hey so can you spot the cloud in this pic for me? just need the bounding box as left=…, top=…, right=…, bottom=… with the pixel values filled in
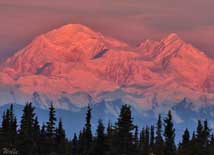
left=180, top=26, right=214, bottom=56
left=0, top=0, right=213, bottom=62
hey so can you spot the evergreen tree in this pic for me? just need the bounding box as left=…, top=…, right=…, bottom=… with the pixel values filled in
left=71, top=134, right=78, bottom=155
left=91, top=120, right=106, bottom=155
left=18, top=102, right=36, bottom=155
left=46, top=103, right=57, bottom=138
left=154, top=114, right=164, bottom=155
left=202, top=120, right=210, bottom=146
left=145, top=127, right=150, bottom=152
left=105, top=121, right=114, bottom=155
left=139, top=127, right=150, bottom=155
left=8, top=104, right=17, bottom=145
left=178, top=128, right=190, bottom=155
left=150, top=125, right=155, bottom=154
left=194, top=120, right=205, bottom=155
left=40, top=123, right=46, bottom=137
left=11, top=117, right=17, bottom=143
left=111, top=104, right=135, bottom=155
left=0, top=105, right=17, bottom=152
left=39, top=123, right=48, bottom=154
left=189, top=131, right=199, bottom=155
left=133, top=126, right=139, bottom=153
left=33, top=116, right=40, bottom=154
left=56, top=118, right=66, bottom=154
left=33, top=117, right=40, bottom=138
left=196, top=120, right=204, bottom=142
left=77, top=130, right=85, bottom=155
left=164, top=111, right=176, bottom=155
left=139, top=128, right=145, bottom=154
left=46, top=103, right=57, bottom=154
left=196, top=120, right=210, bottom=155
left=82, top=105, right=93, bottom=155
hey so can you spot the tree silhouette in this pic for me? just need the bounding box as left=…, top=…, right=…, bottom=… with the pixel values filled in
left=91, top=119, right=106, bottom=155
left=71, top=133, right=78, bottom=155
left=56, top=118, right=66, bottom=154
left=46, top=103, right=57, bottom=138
left=111, top=104, right=135, bottom=155
left=0, top=102, right=213, bottom=155
left=18, top=102, right=36, bottom=155
left=0, top=104, right=17, bottom=151
left=178, top=128, right=190, bottom=155
left=154, top=114, right=164, bottom=155
left=164, top=111, right=176, bottom=155
left=82, top=105, right=93, bottom=154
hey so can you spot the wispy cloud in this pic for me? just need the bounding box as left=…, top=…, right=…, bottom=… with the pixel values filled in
left=0, top=0, right=213, bottom=62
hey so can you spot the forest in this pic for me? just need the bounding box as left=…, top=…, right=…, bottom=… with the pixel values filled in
left=0, top=103, right=214, bottom=155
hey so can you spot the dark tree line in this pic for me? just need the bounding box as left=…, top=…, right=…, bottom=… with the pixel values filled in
left=0, top=103, right=214, bottom=155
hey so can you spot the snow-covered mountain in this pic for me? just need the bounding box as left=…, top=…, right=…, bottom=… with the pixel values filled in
left=0, top=24, right=214, bottom=111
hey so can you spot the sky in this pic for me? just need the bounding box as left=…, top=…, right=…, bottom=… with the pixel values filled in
left=0, top=0, right=214, bottom=62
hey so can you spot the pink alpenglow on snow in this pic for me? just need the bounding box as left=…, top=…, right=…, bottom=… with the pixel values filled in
left=0, top=24, right=214, bottom=109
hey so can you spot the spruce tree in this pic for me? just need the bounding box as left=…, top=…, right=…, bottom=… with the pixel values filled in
left=71, top=134, right=78, bottom=155
left=154, top=114, right=164, bottom=155
left=8, top=104, right=17, bottom=145
left=195, top=120, right=204, bottom=155
left=196, top=120, right=203, bottom=142
left=46, top=103, right=57, bottom=138
left=77, top=130, right=84, bottom=155
left=164, top=111, right=176, bottom=155
left=111, top=104, right=135, bottom=155
left=56, top=118, right=66, bottom=154
left=139, top=127, right=150, bottom=155
left=18, top=102, right=36, bottom=155
left=178, top=128, right=190, bottom=155
left=189, top=131, right=199, bottom=155
left=33, top=117, right=40, bottom=138
left=150, top=125, right=155, bottom=154
left=139, top=128, right=145, bottom=154
left=33, top=116, right=40, bottom=154
left=40, top=123, right=46, bottom=137
left=91, top=119, right=106, bottom=155
left=106, top=121, right=114, bottom=155
left=201, top=120, right=210, bottom=154
left=83, top=105, right=93, bottom=154
left=0, top=105, right=17, bottom=151
left=133, top=126, right=139, bottom=153
left=39, top=123, right=47, bottom=154
left=46, top=103, right=57, bottom=154
left=202, top=120, right=210, bottom=146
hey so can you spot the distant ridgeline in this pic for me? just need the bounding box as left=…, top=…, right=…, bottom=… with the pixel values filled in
left=0, top=103, right=214, bottom=155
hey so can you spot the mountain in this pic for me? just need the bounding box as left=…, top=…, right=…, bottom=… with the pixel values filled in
left=0, top=24, right=214, bottom=112
left=138, top=33, right=212, bottom=90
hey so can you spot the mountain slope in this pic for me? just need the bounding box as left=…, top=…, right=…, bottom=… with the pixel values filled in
left=0, top=24, right=214, bottom=110
left=138, top=33, right=210, bottom=90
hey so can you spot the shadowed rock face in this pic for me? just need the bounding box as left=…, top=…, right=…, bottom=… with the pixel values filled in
left=0, top=24, right=214, bottom=110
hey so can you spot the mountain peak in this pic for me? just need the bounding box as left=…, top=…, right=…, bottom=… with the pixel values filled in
left=161, top=33, right=183, bottom=45
left=137, top=33, right=185, bottom=59
left=49, top=24, right=96, bottom=35
left=166, top=33, right=180, bottom=39
left=2, top=23, right=129, bottom=75
left=43, top=23, right=99, bottom=42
